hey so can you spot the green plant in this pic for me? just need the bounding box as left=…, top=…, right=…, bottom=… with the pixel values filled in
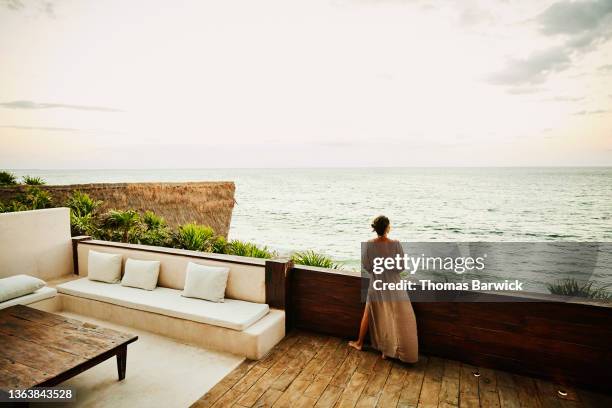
left=209, top=236, right=229, bottom=254
left=173, top=223, right=215, bottom=251
left=228, top=240, right=275, bottom=259
left=291, top=250, right=342, bottom=269
left=138, top=227, right=171, bottom=246
left=5, top=200, right=29, bottom=212
left=138, top=211, right=171, bottom=246
left=66, top=191, right=102, bottom=216
left=142, top=210, right=165, bottom=230
left=0, top=171, right=18, bottom=185
left=16, top=186, right=53, bottom=210
left=65, top=191, right=103, bottom=236
left=72, top=213, right=100, bottom=236
left=547, top=279, right=611, bottom=301
left=103, top=209, right=141, bottom=243
left=22, top=175, right=45, bottom=185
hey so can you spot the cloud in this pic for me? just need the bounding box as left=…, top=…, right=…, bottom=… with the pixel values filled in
left=537, top=0, right=612, bottom=36
left=0, top=125, right=124, bottom=135
left=488, top=0, right=612, bottom=87
left=0, top=100, right=122, bottom=112
left=505, top=86, right=547, bottom=95
left=599, top=64, right=612, bottom=71
left=543, top=95, right=585, bottom=102
left=0, top=125, right=78, bottom=132
left=572, top=109, right=610, bottom=115
left=0, top=0, right=56, bottom=16
left=1, top=0, right=24, bottom=10
left=488, top=46, right=571, bottom=85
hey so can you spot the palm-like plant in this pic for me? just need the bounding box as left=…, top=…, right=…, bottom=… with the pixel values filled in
left=5, top=200, right=29, bottom=212
left=173, top=223, right=215, bottom=251
left=291, top=250, right=342, bottom=269
left=22, top=175, right=45, bottom=185
left=17, top=186, right=53, bottom=210
left=66, top=191, right=103, bottom=236
left=71, top=213, right=99, bottom=236
left=142, top=211, right=165, bottom=229
left=103, top=209, right=141, bottom=243
left=0, top=171, right=18, bottom=185
left=547, top=279, right=611, bottom=301
left=209, top=236, right=229, bottom=254
left=138, top=211, right=171, bottom=246
left=66, top=191, right=102, bottom=216
left=228, top=240, right=275, bottom=259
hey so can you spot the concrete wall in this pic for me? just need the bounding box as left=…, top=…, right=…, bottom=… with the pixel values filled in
left=0, top=182, right=235, bottom=237
left=0, top=207, right=73, bottom=281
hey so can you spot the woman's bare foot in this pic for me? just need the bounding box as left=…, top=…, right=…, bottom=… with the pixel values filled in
left=348, top=341, right=362, bottom=351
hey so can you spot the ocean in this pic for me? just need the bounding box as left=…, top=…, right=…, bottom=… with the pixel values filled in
left=7, top=167, right=612, bottom=291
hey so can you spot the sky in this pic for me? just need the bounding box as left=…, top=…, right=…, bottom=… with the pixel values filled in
left=0, top=0, right=611, bottom=168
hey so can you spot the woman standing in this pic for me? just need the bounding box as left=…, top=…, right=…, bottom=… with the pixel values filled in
left=349, top=215, right=419, bottom=363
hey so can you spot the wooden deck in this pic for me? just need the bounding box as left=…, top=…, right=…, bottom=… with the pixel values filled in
left=191, top=331, right=610, bottom=408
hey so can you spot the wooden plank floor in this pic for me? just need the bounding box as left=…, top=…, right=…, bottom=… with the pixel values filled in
left=191, top=331, right=611, bottom=408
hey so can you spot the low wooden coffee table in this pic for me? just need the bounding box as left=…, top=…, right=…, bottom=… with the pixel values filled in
left=0, top=305, right=138, bottom=392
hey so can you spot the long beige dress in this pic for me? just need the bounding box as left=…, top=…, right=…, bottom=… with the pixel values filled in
left=363, top=239, right=419, bottom=363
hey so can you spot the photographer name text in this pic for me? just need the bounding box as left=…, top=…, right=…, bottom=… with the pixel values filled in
left=372, top=279, right=524, bottom=291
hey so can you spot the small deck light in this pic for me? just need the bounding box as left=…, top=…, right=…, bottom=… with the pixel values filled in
left=472, top=370, right=481, bottom=377
left=557, top=390, right=568, bottom=397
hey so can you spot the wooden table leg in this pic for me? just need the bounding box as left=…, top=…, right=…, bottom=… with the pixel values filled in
left=116, top=345, right=127, bottom=380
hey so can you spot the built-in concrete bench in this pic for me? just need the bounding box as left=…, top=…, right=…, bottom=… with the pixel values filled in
left=56, top=241, right=285, bottom=360
left=0, top=287, right=57, bottom=310
left=57, top=278, right=270, bottom=331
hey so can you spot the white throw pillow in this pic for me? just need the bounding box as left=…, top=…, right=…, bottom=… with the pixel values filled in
left=87, top=250, right=122, bottom=283
left=121, top=258, right=161, bottom=291
left=182, top=262, right=230, bottom=303
left=0, top=275, right=46, bottom=302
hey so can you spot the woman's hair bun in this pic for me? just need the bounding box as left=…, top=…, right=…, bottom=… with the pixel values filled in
left=371, top=215, right=390, bottom=236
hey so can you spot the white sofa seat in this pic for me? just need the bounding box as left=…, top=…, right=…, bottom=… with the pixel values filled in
left=0, top=287, right=57, bottom=310
left=57, top=278, right=269, bottom=331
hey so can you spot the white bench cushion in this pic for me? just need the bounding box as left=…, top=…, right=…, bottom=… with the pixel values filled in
left=0, top=274, right=46, bottom=302
left=0, top=287, right=57, bottom=310
left=57, top=278, right=269, bottom=331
